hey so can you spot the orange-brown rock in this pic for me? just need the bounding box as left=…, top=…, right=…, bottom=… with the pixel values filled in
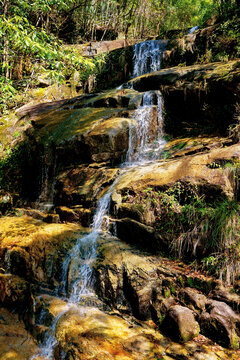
left=114, top=143, right=240, bottom=198
left=0, top=308, right=40, bottom=359
left=0, top=216, right=82, bottom=286
left=55, top=164, right=119, bottom=206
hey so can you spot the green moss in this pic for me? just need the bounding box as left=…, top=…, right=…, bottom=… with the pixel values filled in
left=230, top=330, right=240, bottom=350
left=164, top=288, right=171, bottom=298
left=34, top=107, right=123, bottom=146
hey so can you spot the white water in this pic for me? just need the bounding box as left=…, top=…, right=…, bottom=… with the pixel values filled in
left=37, top=151, right=57, bottom=212
left=133, top=40, right=167, bottom=78
left=127, top=90, right=166, bottom=163
left=32, top=40, right=167, bottom=360
left=188, top=26, right=199, bottom=34
left=65, top=191, right=112, bottom=303
left=32, top=191, right=113, bottom=359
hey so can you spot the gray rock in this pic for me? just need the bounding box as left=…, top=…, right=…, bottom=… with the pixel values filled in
left=179, top=287, right=207, bottom=311
left=162, top=304, right=200, bottom=342
left=200, top=300, right=240, bottom=349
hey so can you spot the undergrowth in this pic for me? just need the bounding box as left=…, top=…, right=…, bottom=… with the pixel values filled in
left=122, top=178, right=240, bottom=284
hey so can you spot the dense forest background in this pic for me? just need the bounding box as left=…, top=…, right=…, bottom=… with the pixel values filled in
left=0, top=0, right=239, bottom=113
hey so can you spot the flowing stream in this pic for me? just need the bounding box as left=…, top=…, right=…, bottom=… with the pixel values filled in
left=32, top=40, right=167, bottom=360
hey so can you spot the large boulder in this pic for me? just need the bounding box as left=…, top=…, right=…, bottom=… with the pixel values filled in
left=33, top=298, right=235, bottom=360
left=55, top=205, right=91, bottom=226
left=54, top=305, right=162, bottom=360
left=55, top=164, right=119, bottom=207
left=85, top=117, right=133, bottom=163
left=124, top=60, right=240, bottom=136
left=200, top=300, right=240, bottom=349
left=111, top=143, right=240, bottom=259
left=0, top=216, right=81, bottom=287
left=94, top=237, right=213, bottom=322
left=179, top=287, right=207, bottom=312
left=114, top=144, right=240, bottom=197
left=162, top=305, right=200, bottom=342
left=114, top=218, right=164, bottom=252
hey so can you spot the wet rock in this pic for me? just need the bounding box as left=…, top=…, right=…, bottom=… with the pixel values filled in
left=85, top=117, right=133, bottom=163
left=129, top=60, right=239, bottom=91
left=54, top=305, right=163, bottom=360
left=31, top=324, right=49, bottom=343
left=123, top=60, right=240, bottom=137
left=162, top=305, right=200, bottom=342
left=16, top=208, right=60, bottom=223
left=0, top=216, right=81, bottom=286
left=55, top=206, right=91, bottom=226
left=33, top=294, right=67, bottom=327
left=200, top=300, right=240, bottom=349
left=54, top=303, right=240, bottom=359
left=115, top=218, right=166, bottom=252
left=55, top=165, right=119, bottom=206
left=0, top=308, right=40, bottom=359
left=84, top=89, right=141, bottom=108
left=94, top=237, right=159, bottom=316
left=115, top=144, right=240, bottom=198
left=31, top=292, right=240, bottom=360
left=111, top=144, right=240, bottom=258
left=95, top=237, right=213, bottom=325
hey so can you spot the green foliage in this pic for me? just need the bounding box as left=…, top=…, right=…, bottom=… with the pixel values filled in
left=122, top=179, right=240, bottom=284
left=0, top=76, right=17, bottom=112
left=157, top=0, right=216, bottom=36
left=211, top=17, right=240, bottom=62
left=0, top=9, right=97, bottom=113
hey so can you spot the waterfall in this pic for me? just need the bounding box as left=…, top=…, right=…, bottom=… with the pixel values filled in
left=33, top=40, right=167, bottom=360
left=133, top=40, right=167, bottom=78
left=188, top=26, right=199, bottom=34
left=32, top=191, right=113, bottom=360
left=37, top=148, right=57, bottom=212
left=64, top=191, right=112, bottom=303
left=127, top=90, right=166, bottom=163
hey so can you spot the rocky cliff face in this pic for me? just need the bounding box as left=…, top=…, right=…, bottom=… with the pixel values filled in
left=0, top=34, right=240, bottom=359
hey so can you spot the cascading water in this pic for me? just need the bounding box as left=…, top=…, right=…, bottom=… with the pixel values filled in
left=32, top=40, right=167, bottom=360
left=63, top=191, right=112, bottom=303
left=127, top=90, right=166, bottom=163
left=133, top=40, right=167, bottom=78
left=37, top=149, right=57, bottom=212
left=32, top=191, right=113, bottom=360
left=188, top=26, right=199, bottom=34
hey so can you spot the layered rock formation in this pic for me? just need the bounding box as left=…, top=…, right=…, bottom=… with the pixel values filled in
left=0, top=34, right=240, bottom=359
